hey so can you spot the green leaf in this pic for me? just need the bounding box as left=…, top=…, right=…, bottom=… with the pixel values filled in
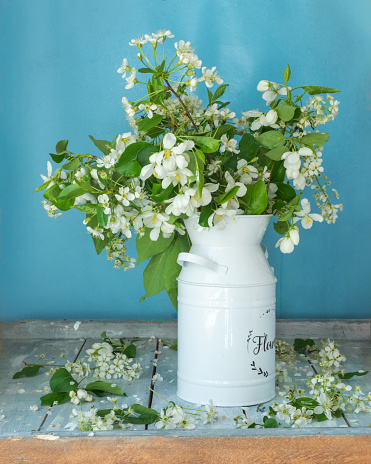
left=199, top=203, right=213, bottom=228
left=123, top=344, right=136, bottom=359
left=314, top=413, right=328, bottom=422
left=273, top=220, right=289, bottom=235
left=40, top=392, right=70, bottom=406
left=301, top=132, right=329, bottom=148
left=270, top=161, right=286, bottom=183
left=137, top=144, right=160, bottom=167
left=333, top=409, right=343, bottom=418
left=136, top=231, right=174, bottom=265
left=284, top=64, right=291, bottom=84
left=275, top=182, right=297, bottom=202
left=115, top=141, right=148, bottom=177
left=276, top=105, right=295, bottom=122
left=207, top=88, right=213, bottom=105
left=151, top=183, right=173, bottom=203
left=142, top=242, right=175, bottom=298
left=184, top=136, right=221, bottom=153
left=162, top=339, right=178, bottom=350
left=89, top=135, right=111, bottom=156
left=137, top=67, right=155, bottom=74
left=146, top=126, right=166, bottom=139
left=56, top=140, right=69, bottom=153
left=13, top=365, right=42, bottom=379
left=294, top=397, right=319, bottom=408
left=163, top=233, right=191, bottom=309
left=257, top=130, right=285, bottom=149
left=50, top=368, right=78, bottom=393
left=50, top=152, right=67, bottom=163
left=217, top=186, right=240, bottom=205
left=263, top=418, right=279, bottom=428
left=212, top=84, right=229, bottom=102
left=131, top=404, right=159, bottom=416
left=195, top=148, right=205, bottom=163
left=338, top=371, right=369, bottom=380
left=300, top=85, right=340, bottom=96
left=85, top=381, right=124, bottom=395
left=34, top=179, right=52, bottom=193
left=97, top=205, right=108, bottom=227
left=57, top=184, right=86, bottom=201
left=265, top=146, right=288, bottom=161
left=196, top=167, right=204, bottom=201
left=149, top=76, right=166, bottom=104
left=124, top=414, right=159, bottom=425
left=92, top=233, right=109, bottom=255
left=73, top=204, right=98, bottom=214
left=137, top=114, right=163, bottom=133
left=43, top=184, right=74, bottom=211
left=213, top=124, right=234, bottom=140
left=63, top=158, right=80, bottom=171
left=240, top=180, right=268, bottom=215
left=238, top=134, right=260, bottom=162
left=293, top=338, right=316, bottom=354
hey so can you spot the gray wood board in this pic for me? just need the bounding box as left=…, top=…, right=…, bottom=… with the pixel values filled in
left=2, top=320, right=370, bottom=340
left=318, top=340, right=371, bottom=428
left=242, top=339, right=347, bottom=428
left=41, top=338, right=157, bottom=434
left=0, top=338, right=84, bottom=437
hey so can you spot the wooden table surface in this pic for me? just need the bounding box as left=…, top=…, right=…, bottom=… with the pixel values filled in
left=0, top=319, right=370, bottom=463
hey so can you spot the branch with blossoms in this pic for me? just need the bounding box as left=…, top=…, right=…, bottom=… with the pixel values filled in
left=35, top=29, right=342, bottom=308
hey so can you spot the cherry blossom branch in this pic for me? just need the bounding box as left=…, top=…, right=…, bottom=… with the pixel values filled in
left=163, top=78, right=199, bottom=133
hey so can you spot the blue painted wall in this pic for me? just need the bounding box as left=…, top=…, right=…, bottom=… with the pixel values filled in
left=1, top=0, right=370, bottom=322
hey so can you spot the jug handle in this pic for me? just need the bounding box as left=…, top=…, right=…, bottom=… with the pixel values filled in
left=177, top=253, right=228, bottom=275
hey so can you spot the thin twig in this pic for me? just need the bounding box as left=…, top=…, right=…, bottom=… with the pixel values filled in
left=164, top=78, right=199, bottom=133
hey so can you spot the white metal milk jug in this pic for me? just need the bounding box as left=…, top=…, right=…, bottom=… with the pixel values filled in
left=177, top=215, right=276, bottom=406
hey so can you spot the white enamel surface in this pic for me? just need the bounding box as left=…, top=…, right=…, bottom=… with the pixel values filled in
left=178, top=215, right=276, bottom=286
left=177, top=215, right=276, bottom=406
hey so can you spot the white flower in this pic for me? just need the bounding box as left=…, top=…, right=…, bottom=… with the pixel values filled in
left=225, top=171, right=247, bottom=197
left=201, top=400, right=218, bottom=424
left=282, top=151, right=301, bottom=179
left=294, top=199, right=323, bottom=229
left=275, top=226, right=300, bottom=253
left=125, top=69, right=137, bottom=89
left=30, top=405, right=39, bottom=412
left=220, top=135, right=239, bottom=154
left=115, top=187, right=135, bottom=206
left=165, top=188, right=196, bottom=217
left=129, top=36, right=147, bottom=47
left=199, top=66, right=223, bottom=88
left=117, top=58, right=131, bottom=77
left=237, top=159, right=259, bottom=184
left=152, top=373, right=163, bottom=382
left=250, top=109, right=279, bottom=130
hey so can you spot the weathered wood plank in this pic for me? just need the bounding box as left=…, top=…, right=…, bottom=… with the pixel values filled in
left=1, top=435, right=371, bottom=464
left=242, top=339, right=348, bottom=428
left=1, top=320, right=178, bottom=340
left=149, top=340, right=243, bottom=430
left=0, top=338, right=84, bottom=437
left=2, top=320, right=370, bottom=340
left=41, top=338, right=156, bottom=434
left=329, top=340, right=371, bottom=428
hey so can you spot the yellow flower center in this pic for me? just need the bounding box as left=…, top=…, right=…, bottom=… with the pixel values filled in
left=123, top=138, right=129, bottom=143
left=175, top=174, right=181, bottom=181
left=164, top=150, right=171, bottom=159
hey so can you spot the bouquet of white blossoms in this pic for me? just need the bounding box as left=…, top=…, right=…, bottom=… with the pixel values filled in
left=36, top=30, right=342, bottom=308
